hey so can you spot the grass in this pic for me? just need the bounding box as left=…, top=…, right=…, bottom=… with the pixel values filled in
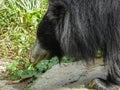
left=0, top=0, right=49, bottom=80
left=0, top=0, right=48, bottom=60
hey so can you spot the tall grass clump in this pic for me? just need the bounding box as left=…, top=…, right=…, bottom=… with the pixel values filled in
left=0, top=0, right=48, bottom=60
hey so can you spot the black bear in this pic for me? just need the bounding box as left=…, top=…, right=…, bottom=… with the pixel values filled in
left=29, top=0, right=120, bottom=90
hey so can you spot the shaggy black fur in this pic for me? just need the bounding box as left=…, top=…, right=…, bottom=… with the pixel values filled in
left=37, top=0, right=120, bottom=89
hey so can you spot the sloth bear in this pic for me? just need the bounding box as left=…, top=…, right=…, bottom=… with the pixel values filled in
left=29, top=0, right=120, bottom=90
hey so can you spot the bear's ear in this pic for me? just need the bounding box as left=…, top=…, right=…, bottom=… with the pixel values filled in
left=48, top=0, right=67, bottom=19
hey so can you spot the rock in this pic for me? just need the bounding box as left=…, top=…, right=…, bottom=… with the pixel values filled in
left=30, top=58, right=106, bottom=90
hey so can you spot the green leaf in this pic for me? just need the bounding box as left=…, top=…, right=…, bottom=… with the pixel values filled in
left=6, top=61, right=19, bottom=71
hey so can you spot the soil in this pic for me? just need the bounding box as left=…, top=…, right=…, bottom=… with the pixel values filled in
left=0, top=59, right=28, bottom=90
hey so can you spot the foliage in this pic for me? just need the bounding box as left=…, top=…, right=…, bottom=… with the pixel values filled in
left=0, top=0, right=49, bottom=80
left=0, top=0, right=48, bottom=60
left=6, top=57, right=58, bottom=80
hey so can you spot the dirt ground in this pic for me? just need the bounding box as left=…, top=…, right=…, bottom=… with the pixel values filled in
left=0, top=58, right=28, bottom=90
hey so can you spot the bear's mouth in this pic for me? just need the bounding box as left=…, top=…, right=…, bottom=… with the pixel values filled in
left=28, top=50, right=50, bottom=64
left=27, top=39, right=50, bottom=64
